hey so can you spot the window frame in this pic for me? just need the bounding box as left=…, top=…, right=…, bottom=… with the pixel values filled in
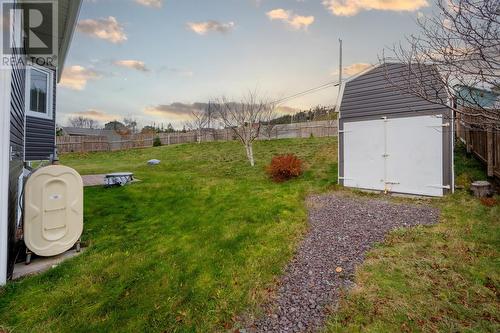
left=25, top=63, right=54, bottom=120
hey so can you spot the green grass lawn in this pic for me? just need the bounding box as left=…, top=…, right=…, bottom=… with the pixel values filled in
left=0, top=138, right=338, bottom=332
left=324, top=145, right=500, bottom=332
left=1, top=137, right=498, bottom=333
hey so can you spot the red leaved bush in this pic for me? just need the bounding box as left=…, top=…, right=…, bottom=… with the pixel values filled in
left=266, top=154, right=303, bottom=182
left=480, top=197, right=498, bottom=207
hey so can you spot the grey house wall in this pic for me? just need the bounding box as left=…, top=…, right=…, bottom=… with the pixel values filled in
left=338, top=63, right=453, bottom=194
left=7, top=51, right=25, bottom=279
left=25, top=67, right=57, bottom=161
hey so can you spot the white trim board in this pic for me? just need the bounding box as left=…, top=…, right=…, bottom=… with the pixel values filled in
left=25, top=63, right=55, bottom=121
left=0, top=66, right=12, bottom=286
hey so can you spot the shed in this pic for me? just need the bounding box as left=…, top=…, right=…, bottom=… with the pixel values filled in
left=338, top=63, right=454, bottom=197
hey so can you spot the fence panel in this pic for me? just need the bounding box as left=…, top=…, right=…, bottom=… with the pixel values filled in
left=457, top=119, right=500, bottom=178
left=56, top=136, right=109, bottom=153
left=56, top=120, right=338, bottom=154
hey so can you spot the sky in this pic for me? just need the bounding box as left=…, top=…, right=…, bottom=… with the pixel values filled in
left=58, top=0, right=435, bottom=129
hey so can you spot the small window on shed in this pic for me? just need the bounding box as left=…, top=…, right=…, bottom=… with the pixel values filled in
left=26, top=65, right=53, bottom=119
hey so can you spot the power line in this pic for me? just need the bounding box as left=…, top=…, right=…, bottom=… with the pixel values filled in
left=273, top=81, right=341, bottom=105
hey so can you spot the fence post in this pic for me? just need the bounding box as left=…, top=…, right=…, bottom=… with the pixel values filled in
left=487, top=125, right=494, bottom=177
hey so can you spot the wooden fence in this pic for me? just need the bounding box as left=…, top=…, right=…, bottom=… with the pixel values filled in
left=456, top=117, right=500, bottom=178
left=57, top=120, right=338, bottom=154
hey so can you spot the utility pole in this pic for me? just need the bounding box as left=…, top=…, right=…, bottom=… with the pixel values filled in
left=334, top=38, right=343, bottom=116
left=338, top=39, right=343, bottom=88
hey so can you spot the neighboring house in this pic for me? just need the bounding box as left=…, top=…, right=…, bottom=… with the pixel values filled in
left=59, top=127, right=122, bottom=151
left=0, top=0, right=82, bottom=284
left=338, top=63, right=454, bottom=197
left=454, top=85, right=500, bottom=110
left=454, top=85, right=500, bottom=178
left=61, top=127, right=121, bottom=140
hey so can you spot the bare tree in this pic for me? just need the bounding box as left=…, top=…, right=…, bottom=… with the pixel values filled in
left=185, top=109, right=208, bottom=143
left=67, top=116, right=99, bottom=129
left=261, top=104, right=278, bottom=140
left=383, top=0, right=499, bottom=129
left=211, top=91, right=274, bottom=166
left=123, top=118, right=138, bottom=134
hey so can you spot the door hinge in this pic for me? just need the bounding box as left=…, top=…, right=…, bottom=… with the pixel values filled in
left=338, top=130, right=352, bottom=134
left=339, top=177, right=354, bottom=180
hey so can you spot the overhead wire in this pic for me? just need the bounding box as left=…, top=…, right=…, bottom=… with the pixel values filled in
left=273, top=80, right=341, bottom=105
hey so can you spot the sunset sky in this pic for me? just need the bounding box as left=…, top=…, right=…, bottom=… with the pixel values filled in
left=58, top=0, right=434, bottom=128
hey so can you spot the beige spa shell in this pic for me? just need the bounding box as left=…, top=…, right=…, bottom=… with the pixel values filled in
left=24, top=165, right=83, bottom=256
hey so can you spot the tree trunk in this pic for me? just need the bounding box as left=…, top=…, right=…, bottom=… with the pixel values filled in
left=245, top=142, right=255, bottom=167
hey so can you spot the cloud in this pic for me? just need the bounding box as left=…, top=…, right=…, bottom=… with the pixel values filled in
left=186, top=20, right=235, bottom=35
left=276, top=105, right=301, bottom=114
left=77, top=16, right=127, bottom=43
left=343, top=62, right=372, bottom=75
left=144, top=103, right=208, bottom=120
left=135, top=0, right=163, bottom=8
left=68, top=109, right=119, bottom=122
left=332, top=63, right=373, bottom=76
left=114, top=60, right=150, bottom=72
left=322, top=0, right=429, bottom=16
left=60, top=65, right=102, bottom=90
left=266, top=8, right=315, bottom=30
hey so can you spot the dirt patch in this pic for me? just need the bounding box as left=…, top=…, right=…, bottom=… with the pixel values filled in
left=243, top=193, right=440, bottom=332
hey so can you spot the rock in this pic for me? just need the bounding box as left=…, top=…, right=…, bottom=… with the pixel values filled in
left=147, top=159, right=161, bottom=165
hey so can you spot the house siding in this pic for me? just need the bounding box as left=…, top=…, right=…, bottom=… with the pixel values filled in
left=7, top=46, right=25, bottom=278
left=25, top=67, right=57, bottom=161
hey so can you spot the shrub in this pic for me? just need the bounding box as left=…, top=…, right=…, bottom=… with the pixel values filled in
left=153, top=136, right=162, bottom=147
left=266, top=154, right=303, bottom=182
left=480, top=197, right=498, bottom=207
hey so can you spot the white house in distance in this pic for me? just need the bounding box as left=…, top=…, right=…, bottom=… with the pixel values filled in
left=0, top=0, right=82, bottom=285
left=338, top=63, right=454, bottom=197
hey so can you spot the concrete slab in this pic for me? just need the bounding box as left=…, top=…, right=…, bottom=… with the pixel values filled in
left=12, top=249, right=85, bottom=280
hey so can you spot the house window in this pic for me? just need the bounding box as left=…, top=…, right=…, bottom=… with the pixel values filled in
left=26, top=65, right=53, bottom=119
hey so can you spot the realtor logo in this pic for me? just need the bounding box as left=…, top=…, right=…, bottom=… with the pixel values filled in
left=2, top=1, right=58, bottom=66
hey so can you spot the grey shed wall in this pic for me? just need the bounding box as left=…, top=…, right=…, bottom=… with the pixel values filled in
left=338, top=63, right=453, bottom=195
left=25, top=67, right=57, bottom=161
left=339, top=63, right=448, bottom=119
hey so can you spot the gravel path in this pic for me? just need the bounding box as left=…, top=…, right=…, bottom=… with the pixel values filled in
left=244, top=193, right=440, bottom=333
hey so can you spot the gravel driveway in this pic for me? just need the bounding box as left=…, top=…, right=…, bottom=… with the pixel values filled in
left=244, top=193, right=440, bottom=333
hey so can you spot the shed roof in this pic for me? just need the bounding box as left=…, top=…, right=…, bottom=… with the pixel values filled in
left=339, top=63, right=449, bottom=119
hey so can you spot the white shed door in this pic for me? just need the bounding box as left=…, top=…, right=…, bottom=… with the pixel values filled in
left=343, top=115, right=444, bottom=197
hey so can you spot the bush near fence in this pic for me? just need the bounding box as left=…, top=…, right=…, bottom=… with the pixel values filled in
left=57, top=120, right=338, bottom=154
